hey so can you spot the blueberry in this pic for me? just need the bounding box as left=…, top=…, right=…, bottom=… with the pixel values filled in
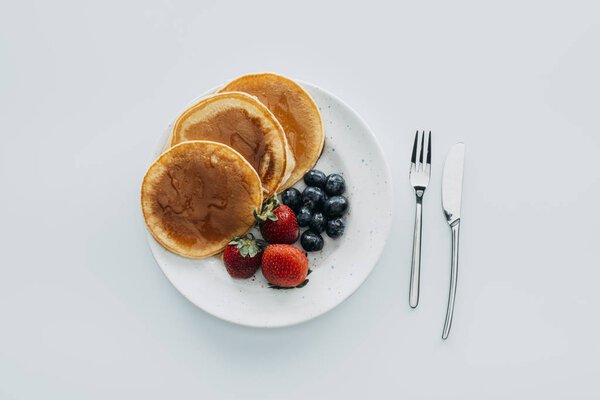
left=304, top=169, right=327, bottom=188
left=301, top=230, right=324, bottom=252
left=309, top=212, right=327, bottom=233
left=281, top=188, right=302, bottom=212
left=326, top=218, right=345, bottom=238
left=296, top=206, right=313, bottom=227
left=302, top=186, right=326, bottom=210
left=324, top=174, right=346, bottom=196
left=323, top=195, right=349, bottom=218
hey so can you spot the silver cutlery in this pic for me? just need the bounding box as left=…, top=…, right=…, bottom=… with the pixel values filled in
left=409, top=130, right=431, bottom=308
left=441, top=143, right=465, bottom=340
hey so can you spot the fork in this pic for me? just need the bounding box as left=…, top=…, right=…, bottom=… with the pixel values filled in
left=409, top=130, right=431, bottom=308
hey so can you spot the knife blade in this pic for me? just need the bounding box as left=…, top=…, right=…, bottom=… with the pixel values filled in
left=442, top=143, right=465, bottom=226
left=441, top=143, right=465, bottom=340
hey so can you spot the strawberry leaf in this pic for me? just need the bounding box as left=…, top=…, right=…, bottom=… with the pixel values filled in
left=254, top=196, right=280, bottom=223
left=229, top=233, right=263, bottom=259
left=295, top=279, right=309, bottom=288
left=248, top=246, right=258, bottom=258
left=268, top=279, right=309, bottom=290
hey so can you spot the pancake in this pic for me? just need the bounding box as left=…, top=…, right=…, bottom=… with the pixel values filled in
left=218, top=73, right=324, bottom=190
left=169, top=92, right=295, bottom=197
left=141, top=141, right=263, bottom=259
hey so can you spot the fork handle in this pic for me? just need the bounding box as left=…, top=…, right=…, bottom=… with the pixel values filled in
left=409, top=193, right=424, bottom=308
left=442, top=221, right=460, bottom=340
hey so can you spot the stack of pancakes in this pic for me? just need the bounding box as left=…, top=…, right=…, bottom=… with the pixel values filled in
left=142, top=73, right=324, bottom=258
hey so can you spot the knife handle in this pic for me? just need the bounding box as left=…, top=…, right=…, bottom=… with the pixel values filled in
left=442, top=221, right=460, bottom=340
left=409, top=194, right=423, bottom=308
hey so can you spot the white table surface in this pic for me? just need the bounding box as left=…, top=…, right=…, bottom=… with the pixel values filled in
left=2, top=1, right=599, bottom=399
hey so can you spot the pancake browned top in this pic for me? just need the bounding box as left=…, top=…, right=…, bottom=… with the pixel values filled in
left=141, top=141, right=263, bottom=258
left=219, top=73, right=324, bottom=190
left=169, top=92, right=294, bottom=197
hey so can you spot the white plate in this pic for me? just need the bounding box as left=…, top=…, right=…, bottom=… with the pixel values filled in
left=146, top=81, right=392, bottom=327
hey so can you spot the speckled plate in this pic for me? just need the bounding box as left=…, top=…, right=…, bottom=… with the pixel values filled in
left=146, top=81, right=392, bottom=328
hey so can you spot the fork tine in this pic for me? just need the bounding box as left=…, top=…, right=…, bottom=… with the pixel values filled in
left=419, top=130, right=425, bottom=166
left=426, top=131, right=432, bottom=165
left=411, top=130, right=418, bottom=165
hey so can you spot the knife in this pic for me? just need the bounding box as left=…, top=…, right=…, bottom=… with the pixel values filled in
left=441, top=143, right=465, bottom=340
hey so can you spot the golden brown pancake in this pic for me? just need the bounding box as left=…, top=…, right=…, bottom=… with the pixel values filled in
left=141, top=141, right=263, bottom=259
left=219, top=73, right=324, bottom=190
left=169, top=92, right=295, bottom=197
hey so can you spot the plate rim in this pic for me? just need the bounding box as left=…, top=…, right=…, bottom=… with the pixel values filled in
left=145, top=79, right=393, bottom=328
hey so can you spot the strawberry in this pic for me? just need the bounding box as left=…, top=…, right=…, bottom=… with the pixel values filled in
left=223, top=234, right=266, bottom=279
left=261, top=244, right=309, bottom=288
left=255, top=197, right=299, bottom=244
